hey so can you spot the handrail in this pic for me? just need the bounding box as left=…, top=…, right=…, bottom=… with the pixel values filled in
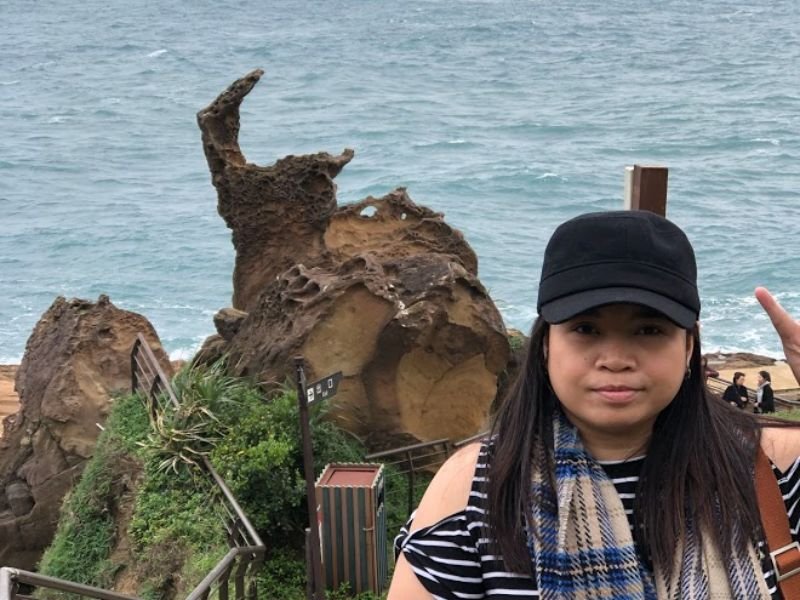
left=363, top=431, right=491, bottom=518
left=130, top=334, right=265, bottom=600
left=0, top=568, right=139, bottom=600
left=366, top=438, right=450, bottom=518
left=452, top=431, right=488, bottom=448
left=365, top=438, right=450, bottom=459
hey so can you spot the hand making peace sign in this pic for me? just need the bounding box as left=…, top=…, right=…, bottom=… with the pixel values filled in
left=756, top=287, right=800, bottom=386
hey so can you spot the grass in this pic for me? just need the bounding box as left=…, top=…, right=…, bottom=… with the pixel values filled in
left=37, top=393, right=148, bottom=589
left=777, top=408, right=800, bottom=421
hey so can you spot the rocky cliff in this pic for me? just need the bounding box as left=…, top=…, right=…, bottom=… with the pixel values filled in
left=0, top=295, right=171, bottom=570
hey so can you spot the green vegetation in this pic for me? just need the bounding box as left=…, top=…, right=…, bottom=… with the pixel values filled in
left=38, top=364, right=400, bottom=599
left=38, top=392, right=150, bottom=588
left=210, top=384, right=363, bottom=547
left=778, top=408, right=800, bottom=421
left=508, top=333, right=526, bottom=352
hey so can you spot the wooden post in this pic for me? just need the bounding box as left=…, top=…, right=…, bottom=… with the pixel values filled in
left=624, top=165, right=668, bottom=216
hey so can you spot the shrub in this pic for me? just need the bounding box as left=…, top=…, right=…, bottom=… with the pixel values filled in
left=138, top=361, right=258, bottom=473
left=210, top=387, right=365, bottom=548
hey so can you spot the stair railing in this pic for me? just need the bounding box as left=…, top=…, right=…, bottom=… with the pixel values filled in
left=130, top=334, right=265, bottom=600
left=0, top=567, right=139, bottom=600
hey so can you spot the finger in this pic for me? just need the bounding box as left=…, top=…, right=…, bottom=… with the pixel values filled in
left=755, top=287, right=797, bottom=337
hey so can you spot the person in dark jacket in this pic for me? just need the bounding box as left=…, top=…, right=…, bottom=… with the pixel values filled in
left=756, top=370, right=775, bottom=414
left=722, top=372, right=749, bottom=408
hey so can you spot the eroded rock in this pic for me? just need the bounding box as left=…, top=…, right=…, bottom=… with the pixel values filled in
left=214, top=307, right=248, bottom=341
left=0, top=295, right=171, bottom=569
left=6, top=482, right=33, bottom=517
left=199, top=71, right=510, bottom=447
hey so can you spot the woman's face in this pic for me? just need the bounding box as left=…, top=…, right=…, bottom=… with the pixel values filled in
left=736, top=374, right=746, bottom=385
left=757, top=373, right=764, bottom=386
left=545, top=303, right=693, bottom=455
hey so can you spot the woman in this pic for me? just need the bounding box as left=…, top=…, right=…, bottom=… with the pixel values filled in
left=389, top=210, right=800, bottom=599
left=757, top=370, right=775, bottom=414
left=723, top=371, right=750, bottom=409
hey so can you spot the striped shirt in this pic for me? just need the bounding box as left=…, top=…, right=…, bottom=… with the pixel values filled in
left=394, top=443, right=800, bottom=599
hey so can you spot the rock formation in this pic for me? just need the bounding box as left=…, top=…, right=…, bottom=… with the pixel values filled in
left=197, top=70, right=510, bottom=447
left=0, top=295, right=171, bottom=570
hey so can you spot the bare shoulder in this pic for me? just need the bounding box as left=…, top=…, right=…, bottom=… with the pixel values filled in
left=761, top=426, right=800, bottom=472
left=410, top=441, right=483, bottom=531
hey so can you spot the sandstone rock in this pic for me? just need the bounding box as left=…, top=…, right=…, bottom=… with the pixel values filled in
left=198, top=69, right=353, bottom=313
left=0, top=295, right=171, bottom=569
left=213, top=307, right=248, bottom=341
left=199, top=71, right=510, bottom=448
left=6, top=482, right=34, bottom=517
left=194, top=334, right=228, bottom=367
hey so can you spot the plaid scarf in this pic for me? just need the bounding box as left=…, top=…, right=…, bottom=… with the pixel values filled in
left=527, top=411, right=770, bottom=599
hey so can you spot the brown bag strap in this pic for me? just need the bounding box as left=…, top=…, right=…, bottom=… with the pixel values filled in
left=755, top=446, right=800, bottom=597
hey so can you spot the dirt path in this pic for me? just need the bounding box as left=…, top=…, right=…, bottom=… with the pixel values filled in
left=0, top=365, right=20, bottom=427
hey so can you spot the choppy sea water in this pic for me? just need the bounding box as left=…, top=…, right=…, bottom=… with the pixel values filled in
left=1, top=0, right=799, bottom=363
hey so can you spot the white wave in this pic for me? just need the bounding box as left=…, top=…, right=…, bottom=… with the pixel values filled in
left=536, top=172, right=562, bottom=180
left=47, top=115, right=69, bottom=124
left=752, top=137, right=780, bottom=146
left=0, top=80, right=19, bottom=86
left=447, top=139, right=466, bottom=144
left=704, top=343, right=785, bottom=360
left=169, top=345, right=202, bottom=362
left=147, top=49, right=168, bottom=58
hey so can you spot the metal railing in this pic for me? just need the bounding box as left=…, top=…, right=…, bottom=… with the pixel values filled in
left=365, top=432, right=489, bottom=524
left=0, top=568, right=139, bottom=600
left=706, top=375, right=800, bottom=409
left=130, top=334, right=265, bottom=600
left=366, top=438, right=450, bottom=519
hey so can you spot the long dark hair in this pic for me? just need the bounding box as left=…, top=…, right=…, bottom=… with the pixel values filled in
left=486, top=317, right=767, bottom=576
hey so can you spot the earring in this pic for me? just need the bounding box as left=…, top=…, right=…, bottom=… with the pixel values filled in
left=685, top=365, right=692, bottom=380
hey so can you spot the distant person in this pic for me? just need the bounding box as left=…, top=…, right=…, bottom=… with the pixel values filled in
left=722, top=371, right=749, bottom=409
left=756, top=370, right=775, bottom=414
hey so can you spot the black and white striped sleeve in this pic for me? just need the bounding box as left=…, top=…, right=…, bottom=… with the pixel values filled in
left=394, top=511, right=485, bottom=600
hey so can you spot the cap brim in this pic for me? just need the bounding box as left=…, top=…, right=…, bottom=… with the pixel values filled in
left=539, top=287, right=697, bottom=329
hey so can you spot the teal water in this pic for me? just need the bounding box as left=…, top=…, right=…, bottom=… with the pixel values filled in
left=1, top=0, right=799, bottom=362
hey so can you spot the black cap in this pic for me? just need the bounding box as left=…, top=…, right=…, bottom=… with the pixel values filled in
left=537, top=211, right=700, bottom=328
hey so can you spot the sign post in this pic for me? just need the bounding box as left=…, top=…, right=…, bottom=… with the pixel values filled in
left=295, top=358, right=325, bottom=600
left=294, top=358, right=343, bottom=600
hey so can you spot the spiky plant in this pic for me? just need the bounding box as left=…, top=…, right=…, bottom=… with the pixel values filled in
left=139, top=360, right=257, bottom=473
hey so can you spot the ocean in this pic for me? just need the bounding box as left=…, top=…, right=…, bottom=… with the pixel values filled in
left=1, top=0, right=799, bottom=363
